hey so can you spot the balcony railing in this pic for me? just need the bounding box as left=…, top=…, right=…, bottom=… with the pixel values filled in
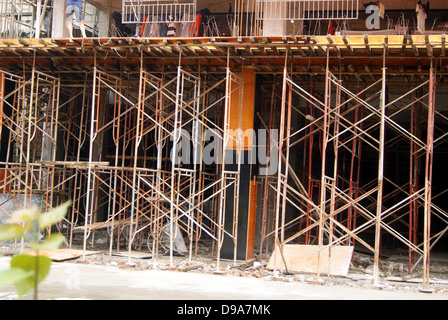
left=122, top=0, right=197, bottom=23
left=257, top=0, right=359, bottom=21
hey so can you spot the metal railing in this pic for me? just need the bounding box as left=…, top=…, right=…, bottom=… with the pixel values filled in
left=257, top=0, right=359, bottom=21
left=122, top=0, right=197, bottom=23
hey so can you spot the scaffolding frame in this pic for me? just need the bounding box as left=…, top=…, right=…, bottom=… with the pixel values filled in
left=0, top=67, right=62, bottom=213
left=0, top=58, right=245, bottom=267
left=0, top=0, right=52, bottom=39
left=1, top=35, right=447, bottom=288
left=269, top=47, right=442, bottom=287
left=67, top=55, right=245, bottom=266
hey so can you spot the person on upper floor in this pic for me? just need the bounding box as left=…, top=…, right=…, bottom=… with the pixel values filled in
left=66, top=0, right=87, bottom=38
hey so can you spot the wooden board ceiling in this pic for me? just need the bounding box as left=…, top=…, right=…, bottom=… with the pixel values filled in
left=0, top=35, right=446, bottom=82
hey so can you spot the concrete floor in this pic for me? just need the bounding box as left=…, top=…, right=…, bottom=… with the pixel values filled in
left=1, top=254, right=447, bottom=301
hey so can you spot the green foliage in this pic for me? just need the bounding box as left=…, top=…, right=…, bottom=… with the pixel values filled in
left=38, top=201, right=71, bottom=232
left=0, top=268, right=33, bottom=289
left=0, top=225, right=28, bottom=241
left=30, top=234, right=65, bottom=251
left=10, top=255, right=52, bottom=297
left=0, top=201, right=71, bottom=299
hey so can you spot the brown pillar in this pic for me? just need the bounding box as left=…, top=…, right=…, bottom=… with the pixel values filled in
left=221, top=68, right=258, bottom=261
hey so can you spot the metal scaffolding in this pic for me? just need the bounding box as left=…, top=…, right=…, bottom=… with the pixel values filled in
left=0, top=49, right=245, bottom=267
left=265, top=46, right=444, bottom=287
left=0, top=0, right=52, bottom=39
left=0, top=68, right=61, bottom=212
left=0, top=34, right=447, bottom=287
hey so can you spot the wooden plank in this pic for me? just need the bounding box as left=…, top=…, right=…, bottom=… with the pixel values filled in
left=0, top=169, right=11, bottom=194
left=73, top=219, right=132, bottom=231
left=112, top=251, right=152, bottom=259
left=442, top=34, right=446, bottom=57
left=24, top=249, right=98, bottom=261
left=267, top=244, right=354, bottom=276
left=245, top=180, right=258, bottom=260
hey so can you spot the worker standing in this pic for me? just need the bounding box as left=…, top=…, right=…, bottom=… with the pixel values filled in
left=66, top=0, right=87, bottom=38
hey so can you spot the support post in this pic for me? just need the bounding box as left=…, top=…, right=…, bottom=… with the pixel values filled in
left=373, top=47, right=387, bottom=286
left=423, top=60, right=435, bottom=288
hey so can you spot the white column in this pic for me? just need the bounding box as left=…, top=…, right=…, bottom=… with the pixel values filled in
left=98, top=4, right=111, bottom=37
left=52, top=0, right=69, bottom=38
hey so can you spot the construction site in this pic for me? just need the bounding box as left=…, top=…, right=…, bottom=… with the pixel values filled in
left=1, top=0, right=448, bottom=295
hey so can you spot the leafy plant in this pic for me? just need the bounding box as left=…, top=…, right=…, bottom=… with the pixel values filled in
left=0, top=201, right=71, bottom=299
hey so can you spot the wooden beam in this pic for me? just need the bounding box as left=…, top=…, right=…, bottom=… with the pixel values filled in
left=342, top=35, right=354, bottom=55
left=408, top=36, right=420, bottom=57
left=425, top=35, right=432, bottom=56
left=442, top=34, right=446, bottom=57
left=364, top=35, right=372, bottom=56
left=401, top=35, right=407, bottom=56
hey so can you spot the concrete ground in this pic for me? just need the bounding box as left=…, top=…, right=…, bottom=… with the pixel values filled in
left=1, top=251, right=447, bottom=302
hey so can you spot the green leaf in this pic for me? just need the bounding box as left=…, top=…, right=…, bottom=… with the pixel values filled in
left=30, top=233, right=65, bottom=251
left=0, top=224, right=27, bottom=241
left=38, top=201, right=71, bottom=232
left=0, top=268, right=34, bottom=289
left=7, top=207, right=39, bottom=225
left=10, top=254, right=52, bottom=297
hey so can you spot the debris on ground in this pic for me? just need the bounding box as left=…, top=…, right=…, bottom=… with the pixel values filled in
left=2, top=241, right=448, bottom=296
